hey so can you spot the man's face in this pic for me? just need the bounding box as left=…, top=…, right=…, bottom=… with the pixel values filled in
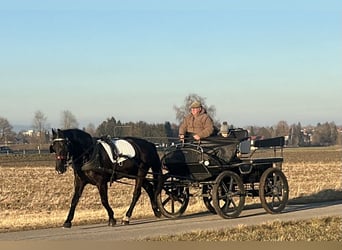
left=191, top=107, right=201, bottom=116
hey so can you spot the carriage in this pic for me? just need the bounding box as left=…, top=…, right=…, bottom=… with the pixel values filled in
left=156, top=129, right=289, bottom=219
left=50, top=128, right=289, bottom=227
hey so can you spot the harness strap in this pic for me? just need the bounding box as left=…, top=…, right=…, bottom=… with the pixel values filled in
left=80, top=140, right=157, bottom=186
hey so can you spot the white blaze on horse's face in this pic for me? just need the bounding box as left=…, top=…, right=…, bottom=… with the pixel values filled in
left=52, top=138, right=69, bottom=174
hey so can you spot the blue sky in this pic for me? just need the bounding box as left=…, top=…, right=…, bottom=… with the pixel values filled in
left=0, top=0, right=341, bottom=129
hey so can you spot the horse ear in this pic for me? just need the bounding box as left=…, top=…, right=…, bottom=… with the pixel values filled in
left=57, top=129, right=63, bottom=137
left=52, top=129, right=56, bottom=138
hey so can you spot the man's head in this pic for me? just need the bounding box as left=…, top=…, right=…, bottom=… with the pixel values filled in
left=220, top=121, right=229, bottom=137
left=190, top=101, right=201, bottom=109
left=190, top=101, right=202, bottom=116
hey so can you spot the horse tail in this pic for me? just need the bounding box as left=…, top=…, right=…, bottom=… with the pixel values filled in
left=149, top=142, right=162, bottom=191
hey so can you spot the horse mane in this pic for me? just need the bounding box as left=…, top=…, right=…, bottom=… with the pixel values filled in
left=59, top=128, right=91, bottom=139
left=58, top=128, right=95, bottom=165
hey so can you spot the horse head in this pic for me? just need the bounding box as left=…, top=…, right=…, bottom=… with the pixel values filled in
left=50, top=129, right=71, bottom=174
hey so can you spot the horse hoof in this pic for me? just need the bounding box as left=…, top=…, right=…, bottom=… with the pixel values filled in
left=153, top=208, right=162, bottom=218
left=63, top=222, right=72, bottom=228
left=121, top=219, right=130, bottom=225
left=108, top=218, right=117, bottom=227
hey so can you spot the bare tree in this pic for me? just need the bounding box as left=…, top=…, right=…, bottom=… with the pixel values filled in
left=33, top=110, right=48, bottom=144
left=312, top=122, right=338, bottom=146
left=0, top=116, right=14, bottom=144
left=61, top=110, right=79, bottom=129
left=84, top=122, right=96, bottom=136
left=274, top=120, right=289, bottom=137
left=173, top=93, right=217, bottom=124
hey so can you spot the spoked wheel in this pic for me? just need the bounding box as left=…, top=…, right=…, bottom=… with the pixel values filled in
left=202, top=184, right=216, bottom=214
left=259, top=167, right=289, bottom=214
left=212, top=171, right=245, bottom=219
left=156, top=175, right=190, bottom=218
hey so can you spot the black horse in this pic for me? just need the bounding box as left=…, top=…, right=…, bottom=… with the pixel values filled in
left=50, top=128, right=162, bottom=228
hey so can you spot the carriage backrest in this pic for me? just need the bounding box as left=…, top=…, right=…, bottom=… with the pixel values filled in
left=228, top=129, right=249, bottom=141
left=253, top=136, right=285, bottom=148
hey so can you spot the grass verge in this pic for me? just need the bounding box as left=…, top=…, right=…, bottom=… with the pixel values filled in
left=143, top=216, right=342, bottom=241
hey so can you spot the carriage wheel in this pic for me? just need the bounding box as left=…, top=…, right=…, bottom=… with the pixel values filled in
left=212, top=171, right=245, bottom=219
left=156, top=175, right=190, bottom=218
left=259, top=167, right=289, bottom=214
left=202, top=184, right=216, bottom=214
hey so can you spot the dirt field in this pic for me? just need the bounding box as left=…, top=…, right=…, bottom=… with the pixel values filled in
left=0, top=146, right=341, bottom=232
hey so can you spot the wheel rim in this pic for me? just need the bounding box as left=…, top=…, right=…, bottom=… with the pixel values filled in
left=156, top=176, right=189, bottom=218
left=213, top=171, right=245, bottom=218
left=260, top=168, right=289, bottom=213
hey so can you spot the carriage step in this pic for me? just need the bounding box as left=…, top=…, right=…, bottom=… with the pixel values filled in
left=239, top=164, right=253, bottom=174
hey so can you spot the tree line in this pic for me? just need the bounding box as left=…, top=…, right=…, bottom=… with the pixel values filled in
left=247, top=121, right=341, bottom=146
left=0, top=114, right=340, bottom=147
left=0, top=94, right=341, bottom=147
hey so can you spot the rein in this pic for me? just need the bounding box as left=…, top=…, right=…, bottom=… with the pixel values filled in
left=80, top=142, right=158, bottom=186
left=53, top=136, right=158, bottom=187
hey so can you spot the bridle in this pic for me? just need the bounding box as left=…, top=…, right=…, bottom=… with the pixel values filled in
left=52, top=137, right=71, bottom=173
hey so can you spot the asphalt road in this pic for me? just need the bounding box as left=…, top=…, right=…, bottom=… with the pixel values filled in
left=1, top=200, right=341, bottom=241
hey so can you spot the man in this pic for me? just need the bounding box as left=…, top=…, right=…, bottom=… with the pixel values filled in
left=179, top=101, right=214, bottom=141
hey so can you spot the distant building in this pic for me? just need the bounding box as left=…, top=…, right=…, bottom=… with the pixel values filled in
left=22, top=130, right=35, bottom=137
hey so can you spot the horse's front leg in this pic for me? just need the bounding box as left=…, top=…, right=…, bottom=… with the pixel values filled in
left=97, top=182, right=116, bottom=226
left=63, top=177, right=85, bottom=228
left=121, top=176, right=143, bottom=225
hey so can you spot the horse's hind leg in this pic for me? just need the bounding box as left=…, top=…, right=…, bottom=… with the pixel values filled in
left=142, top=179, right=161, bottom=218
left=97, top=182, right=116, bottom=226
left=121, top=176, right=144, bottom=225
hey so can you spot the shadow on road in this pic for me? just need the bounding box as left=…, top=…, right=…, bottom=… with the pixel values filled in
left=143, top=199, right=341, bottom=223
left=79, top=199, right=342, bottom=230
left=284, top=199, right=342, bottom=213
left=288, top=189, right=342, bottom=204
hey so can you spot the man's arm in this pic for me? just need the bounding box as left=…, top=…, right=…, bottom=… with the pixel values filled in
left=197, top=116, right=214, bottom=139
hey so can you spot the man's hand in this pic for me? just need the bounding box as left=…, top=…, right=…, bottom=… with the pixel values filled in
left=193, top=134, right=200, bottom=140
